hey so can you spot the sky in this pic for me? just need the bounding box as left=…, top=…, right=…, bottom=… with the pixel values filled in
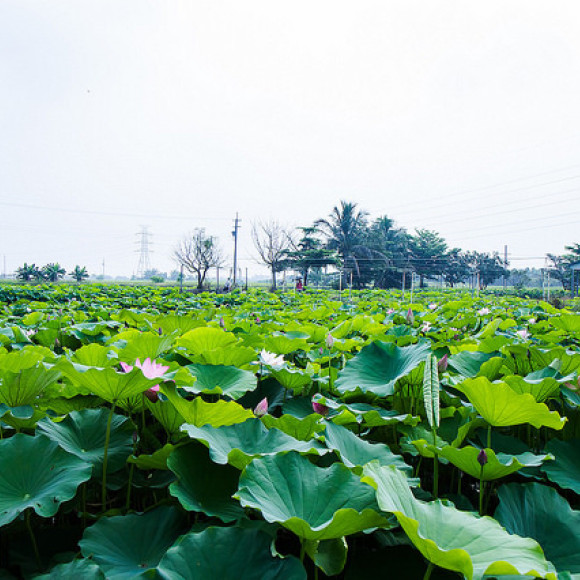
left=1, top=1, right=580, bottom=278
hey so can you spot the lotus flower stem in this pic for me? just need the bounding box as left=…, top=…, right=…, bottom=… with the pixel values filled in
left=479, top=466, right=485, bottom=516
left=26, top=509, right=41, bottom=568
left=101, top=403, right=116, bottom=509
left=299, top=540, right=305, bottom=564
left=423, top=561, right=435, bottom=580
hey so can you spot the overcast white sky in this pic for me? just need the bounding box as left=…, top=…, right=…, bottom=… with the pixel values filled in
left=1, top=1, right=580, bottom=278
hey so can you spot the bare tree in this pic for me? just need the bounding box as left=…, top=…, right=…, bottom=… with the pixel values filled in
left=174, top=229, right=224, bottom=289
left=252, top=220, right=293, bottom=291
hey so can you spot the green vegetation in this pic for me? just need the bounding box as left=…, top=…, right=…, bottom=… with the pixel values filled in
left=0, top=283, right=578, bottom=578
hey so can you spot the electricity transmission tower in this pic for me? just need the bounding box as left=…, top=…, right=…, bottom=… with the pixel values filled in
left=135, top=226, right=153, bottom=278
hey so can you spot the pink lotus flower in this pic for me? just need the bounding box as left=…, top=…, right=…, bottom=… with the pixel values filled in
left=312, top=401, right=329, bottom=417
left=406, top=308, right=414, bottom=324
left=428, top=303, right=437, bottom=310
left=386, top=308, right=395, bottom=315
left=120, top=358, right=169, bottom=403
left=254, top=397, right=268, bottom=417
left=421, top=322, right=431, bottom=333
left=477, top=308, right=490, bottom=316
left=516, top=329, right=530, bottom=340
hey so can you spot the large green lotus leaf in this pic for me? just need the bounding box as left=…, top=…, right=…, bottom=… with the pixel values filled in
left=271, top=367, right=312, bottom=392
left=167, top=441, right=244, bottom=522
left=540, top=439, right=580, bottom=495
left=61, top=366, right=160, bottom=403
left=264, top=334, right=309, bottom=355
left=455, top=377, right=566, bottom=430
left=182, top=419, right=324, bottom=469
left=429, top=445, right=551, bottom=481
left=448, top=351, right=495, bottom=378
left=305, top=538, right=348, bottom=577
left=495, top=483, right=580, bottom=575
left=162, top=383, right=253, bottom=427
left=313, top=395, right=419, bottom=427
left=335, top=341, right=430, bottom=396
left=145, top=397, right=184, bottom=436
left=153, top=314, right=205, bottom=335
left=128, top=444, right=175, bottom=470
left=261, top=413, right=325, bottom=441
left=37, top=409, right=134, bottom=477
left=182, top=363, right=256, bottom=399
left=0, top=434, right=92, bottom=527
left=0, top=348, right=47, bottom=372
left=551, top=315, right=580, bottom=333
left=0, top=365, right=61, bottom=407
left=117, top=333, right=174, bottom=363
left=157, top=525, right=306, bottom=580
left=80, top=506, right=186, bottom=580
left=362, top=463, right=556, bottom=580
left=177, top=327, right=238, bottom=352
left=323, top=422, right=412, bottom=475
left=194, top=345, right=258, bottom=367
left=70, top=344, right=116, bottom=367
left=503, top=375, right=561, bottom=403
left=235, top=452, right=390, bottom=541
left=32, top=559, right=104, bottom=579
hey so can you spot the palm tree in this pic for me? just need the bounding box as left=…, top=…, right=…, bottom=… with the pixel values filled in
left=42, top=263, right=66, bottom=283
left=15, top=263, right=40, bottom=282
left=69, top=265, right=89, bottom=283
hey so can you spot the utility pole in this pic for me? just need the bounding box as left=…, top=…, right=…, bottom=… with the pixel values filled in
left=232, top=213, right=241, bottom=287
left=245, top=268, right=248, bottom=291
left=503, top=245, right=508, bottom=291
left=102, top=258, right=105, bottom=279
left=135, top=226, right=153, bottom=278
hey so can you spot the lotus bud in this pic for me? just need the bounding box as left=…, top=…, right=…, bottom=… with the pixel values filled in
left=158, top=327, right=162, bottom=336
left=132, top=431, right=139, bottom=445
left=312, top=401, right=329, bottom=416
left=144, top=388, right=159, bottom=403
left=254, top=397, right=269, bottom=417
left=437, top=354, right=448, bottom=373
left=256, top=317, right=261, bottom=324
left=219, top=317, right=225, bottom=328
left=325, top=333, right=334, bottom=349
left=477, top=449, right=488, bottom=467
left=406, top=308, right=414, bottom=324
left=54, top=338, right=60, bottom=348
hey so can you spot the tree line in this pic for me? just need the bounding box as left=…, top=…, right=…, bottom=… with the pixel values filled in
left=15, top=264, right=89, bottom=283
left=176, top=201, right=511, bottom=290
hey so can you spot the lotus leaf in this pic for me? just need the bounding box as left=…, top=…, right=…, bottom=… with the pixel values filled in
left=182, top=419, right=324, bottom=469
left=455, top=377, right=566, bottom=429
left=157, top=525, right=306, bottom=580
left=495, top=482, right=580, bottom=575
left=79, top=506, right=185, bottom=580
left=362, top=463, right=556, bottom=580
left=162, top=382, right=253, bottom=427
left=32, top=559, right=104, bottom=579
left=177, top=327, right=237, bottom=352
left=540, top=439, right=580, bottom=495
left=235, top=451, right=390, bottom=540
left=168, top=441, right=244, bottom=521
left=0, top=434, right=92, bottom=526
left=37, top=408, right=134, bottom=476
left=182, top=363, right=257, bottom=399
left=335, top=341, right=430, bottom=397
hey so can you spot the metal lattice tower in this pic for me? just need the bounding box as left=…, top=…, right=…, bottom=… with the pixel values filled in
left=135, top=226, right=153, bottom=278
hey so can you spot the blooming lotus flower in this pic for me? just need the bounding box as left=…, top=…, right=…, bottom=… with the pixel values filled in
left=529, top=318, right=536, bottom=325
left=428, top=303, right=437, bottom=310
left=477, top=308, right=490, bottom=316
left=477, top=449, right=488, bottom=467
left=325, top=333, right=335, bottom=349
left=516, top=329, right=530, bottom=340
left=120, top=358, right=169, bottom=403
left=312, top=401, right=329, bottom=416
left=406, top=308, right=414, bottom=324
left=255, top=317, right=261, bottom=324
left=259, top=350, right=285, bottom=369
left=254, top=397, right=268, bottom=417
left=386, top=308, right=395, bottom=315
left=421, top=322, right=431, bottom=333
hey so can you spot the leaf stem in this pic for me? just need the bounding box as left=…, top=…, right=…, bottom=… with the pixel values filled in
left=101, top=402, right=116, bottom=510
left=423, top=561, right=435, bottom=580
left=26, top=509, right=41, bottom=568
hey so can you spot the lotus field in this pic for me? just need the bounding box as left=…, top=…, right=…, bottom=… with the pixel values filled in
left=1, top=283, right=580, bottom=579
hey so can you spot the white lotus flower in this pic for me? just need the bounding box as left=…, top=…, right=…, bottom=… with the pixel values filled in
left=477, top=308, right=491, bottom=316
left=259, top=350, right=285, bottom=369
